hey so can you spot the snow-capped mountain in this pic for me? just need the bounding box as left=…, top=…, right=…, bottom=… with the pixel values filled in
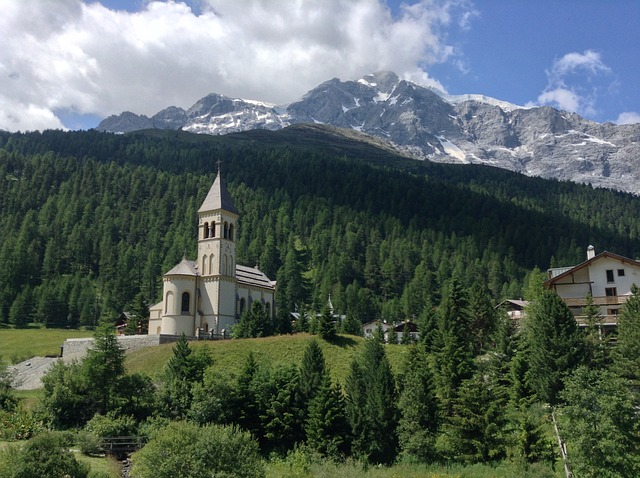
left=97, top=71, right=640, bottom=194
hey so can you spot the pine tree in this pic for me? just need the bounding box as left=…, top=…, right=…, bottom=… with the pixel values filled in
left=434, top=277, right=474, bottom=415
left=397, top=344, right=438, bottom=463
left=317, top=305, right=336, bottom=341
left=157, top=334, right=212, bottom=419
left=582, top=292, right=608, bottom=368
left=344, top=339, right=398, bottom=464
left=612, top=284, right=640, bottom=384
left=306, top=373, right=350, bottom=458
left=521, top=289, right=585, bottom=404
left=83, top=324, right=125, bottom=415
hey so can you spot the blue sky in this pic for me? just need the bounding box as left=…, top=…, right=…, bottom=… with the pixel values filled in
left=1, top=0, right=638, bottom=131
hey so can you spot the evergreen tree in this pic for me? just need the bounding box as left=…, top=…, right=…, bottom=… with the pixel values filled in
left=234, top=301, right=272, bottom=338
left=317, top=305, right=336, bottom=341
left=434, top=277, right=474, bottom=415
left=582, top=292, right=608, bottom=368
left=344, top=339, right=398, bottom=464
left=397, top=344, right=438, bottom=463
left=612, top=283, right=640, bottom=384
left=306, top=373, right=350, bottom=459
left=298, top=339, right=326, bottom=405
left=157, top=334, right=212, bottom=419
left=341, top=312, right=363, bottom=336
left=521, top=289, right=585, bottom=404
left=560, top=366, right=640, bottom=477
left=83, top=324, right=126, bottom=415
left=467, top=283, right=497, bottom=355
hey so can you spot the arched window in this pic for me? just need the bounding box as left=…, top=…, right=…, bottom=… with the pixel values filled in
left=210, top=221, right=216, bottom=238
left=204, top=222, right=209, bottom=239
left=181, top=292, right=190, bottom=314
left=229, top=224, right=235, bottom=241
left=224, top=222, right=229, bottom=239
left=239, top=297, right=246, bottom=315
left=202, top=255, right=207, bottom=275
left=222, top=254, right=227, bottom=275
left=165, top=291, right=174, bottom=314
left=209, top=255, right=215, bottom=275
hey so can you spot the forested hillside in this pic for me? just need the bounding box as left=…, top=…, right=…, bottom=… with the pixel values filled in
left=1, top=127, right=640, bottom=328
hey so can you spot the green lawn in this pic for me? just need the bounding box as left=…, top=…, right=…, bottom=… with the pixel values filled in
left=126, top=333, right=411, bottom=385
left=0, top=328, right=94, bottom=365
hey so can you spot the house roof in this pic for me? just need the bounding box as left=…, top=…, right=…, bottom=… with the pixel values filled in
left=495, top=299, right=528, bottom=310
left=165, top=257, right=199, bottom=276
left=198, top=172, right=238, bottom=215
left=236, top=265, right=276, bottom=290
left=545, top=250, right=640, bottom=286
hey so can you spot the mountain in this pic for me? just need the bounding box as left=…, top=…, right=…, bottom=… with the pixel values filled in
left=97, top=71, right=640, bottom=194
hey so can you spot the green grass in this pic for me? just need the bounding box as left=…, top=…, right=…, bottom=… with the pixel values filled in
left=126, top=333, right=411, bottom=385
left=0, top=328, right=94, bottom=365
left=76, top=452, right=122, bottom=477
left=265, top=459, right=562, bottom=478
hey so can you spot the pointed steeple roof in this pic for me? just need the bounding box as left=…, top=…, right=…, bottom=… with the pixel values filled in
left=198, top=168, right=238, bottom=215
left=165, top=256, right=199, bottom=276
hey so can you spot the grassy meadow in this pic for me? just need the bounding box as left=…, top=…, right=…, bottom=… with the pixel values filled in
left=0, top=328, right=94, bottom=365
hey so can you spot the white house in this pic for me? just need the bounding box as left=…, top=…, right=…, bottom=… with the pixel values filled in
left=148, top=168, right=276, bottom=337
left=545, top=245, right=640, bottom=328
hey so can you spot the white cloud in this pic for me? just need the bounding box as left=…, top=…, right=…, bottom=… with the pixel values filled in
left=0, top=0, right=472, bottom=131
left=615, top=111, right=640, bottom=125
left=533, top=50, right=612, bottom=119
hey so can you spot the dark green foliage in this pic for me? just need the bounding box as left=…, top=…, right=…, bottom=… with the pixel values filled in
left=559, top=366, right=640, bottom=477
left=582, top=292, right=609, bottom=368
left=83, top=325, right=125, bottom=415
left=434, top=277, right=474, bottom=415
left=345, top=339, right=398, bottom=465
left=234, top=301, right=272, bottom=338
left=438, top=367, right=506, bottom=464
left=7, top=431, right=90, bottom=478
left=612, top=283, right=640, bottom=383
left=505, top=403, right=555, bottom=465
left=317, top=306, right=336, bottom=341
left=131, top=421, right=264, bottom=478
left=305, top=373, right=350, bottom=458
left=397, top=345, right=438, bottom=463
left=467, top=283, right=498, bottom=354
left=0, top=363, right=17, bottom=412
left=298, top=340, right=326, bottom=405
left=157, top=334, right=212, bottom=419
left=520, top=289, right=585, bottom=404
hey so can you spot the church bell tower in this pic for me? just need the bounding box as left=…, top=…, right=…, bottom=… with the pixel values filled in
left=197, top=162, right=239, bottom=334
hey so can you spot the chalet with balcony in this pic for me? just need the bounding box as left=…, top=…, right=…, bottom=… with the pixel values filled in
left=544, top=246, right=640, bottom=331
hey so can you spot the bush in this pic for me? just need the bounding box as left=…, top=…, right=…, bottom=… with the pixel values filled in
left=85, top=412, right=138, bottom=438
left=0, top=409, right=45, bottom=440
left=77, top=430, right=104, bottom=456
left=7, top=431, right=90, bottom=478
left=131, top=421, right=264, bottom=478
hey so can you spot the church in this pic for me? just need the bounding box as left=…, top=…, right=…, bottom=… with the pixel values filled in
left=148, top=168, right=276, bottom=337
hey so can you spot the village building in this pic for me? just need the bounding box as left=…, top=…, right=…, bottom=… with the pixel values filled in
left=544, top=245, right=640, bottom=331
left=495, top=299, right=528, bottom=321
left=362, top=319, right=419, bottom=343
left=148, top=168, right=276, bottom=337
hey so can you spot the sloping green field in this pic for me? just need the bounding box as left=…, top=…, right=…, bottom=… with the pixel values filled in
left=126, top=333, right=413, bottom=385
left=0, top=328, right=94, bottom=364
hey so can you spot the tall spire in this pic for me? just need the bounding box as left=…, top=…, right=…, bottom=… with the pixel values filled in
left=198, top=165, right=238, bottom=214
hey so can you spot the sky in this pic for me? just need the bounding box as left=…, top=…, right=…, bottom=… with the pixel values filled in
left=1, top=0, right=639, bottom=132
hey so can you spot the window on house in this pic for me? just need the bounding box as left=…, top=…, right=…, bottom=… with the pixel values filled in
left=605, top=287, right=617, bottom=297
left=618, top=269, right=625, bottom=277
left=607, top=308, right=619, bottom=316
left=606, top=269, right=614, bottom=283
left=181, top=292, right=190, bottom=313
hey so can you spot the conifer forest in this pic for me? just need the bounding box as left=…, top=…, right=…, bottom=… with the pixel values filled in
left=1, top=127, right=640, bottom=477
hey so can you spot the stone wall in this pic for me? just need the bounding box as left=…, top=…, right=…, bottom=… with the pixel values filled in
left=61, top=334, right=180, bottom=362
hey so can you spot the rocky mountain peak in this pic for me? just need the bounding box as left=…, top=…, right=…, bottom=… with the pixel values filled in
left=97, top=72, right=640, bottom=194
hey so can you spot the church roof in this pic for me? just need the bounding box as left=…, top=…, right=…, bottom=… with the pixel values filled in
left=198, top=172, right=238, bottom=215
left=236, top=265, right=276, bottom=290
left=165, top=257, right=199, bottom=276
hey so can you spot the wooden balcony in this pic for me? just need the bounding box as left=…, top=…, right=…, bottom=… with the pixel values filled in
left=563, top=295, right=628, bottom=307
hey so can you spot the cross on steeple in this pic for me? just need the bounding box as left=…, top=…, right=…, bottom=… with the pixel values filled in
left=217, top=159, right=222, bottom=173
